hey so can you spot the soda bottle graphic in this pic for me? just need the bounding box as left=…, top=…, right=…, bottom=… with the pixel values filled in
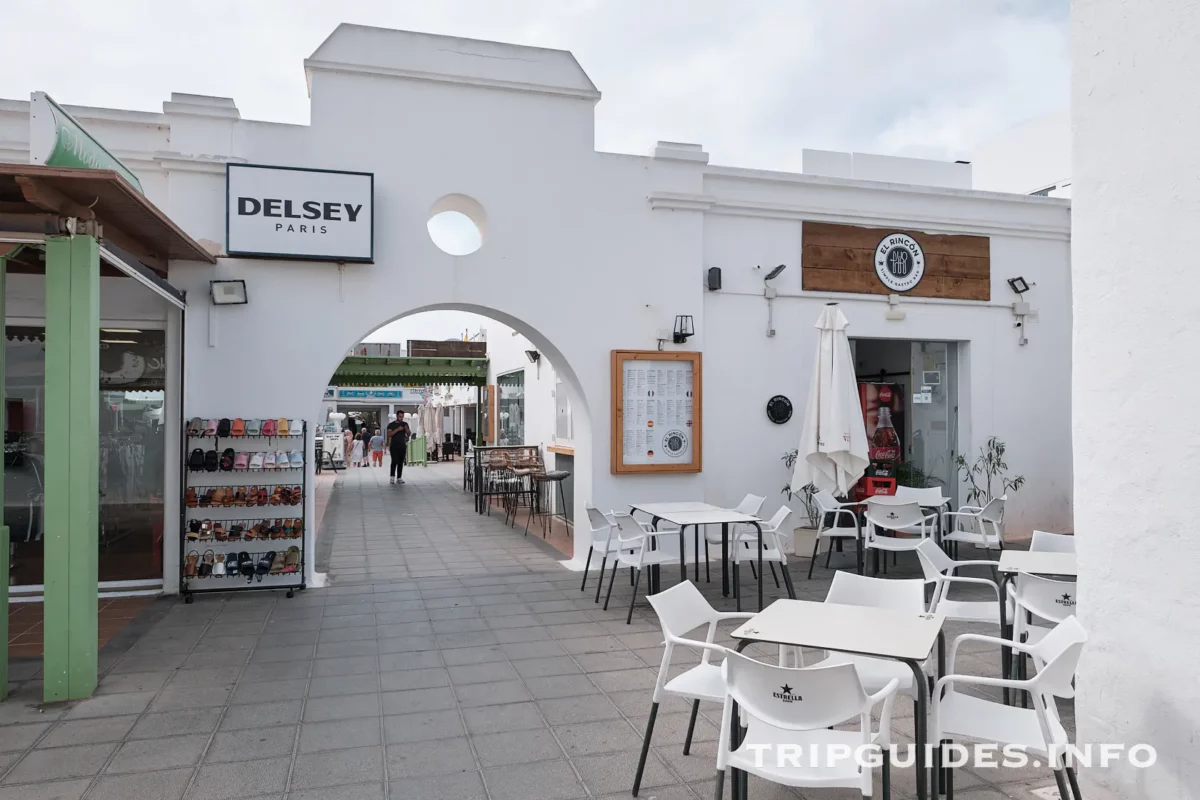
left=871, top=405, right=901, bottom=476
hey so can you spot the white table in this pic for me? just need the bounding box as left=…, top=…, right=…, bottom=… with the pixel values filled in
left=628, top=502, right=773, bottom=609
left=996, top=550, right=1078, bottom=704
left=731, top=599, right=946, bottom=800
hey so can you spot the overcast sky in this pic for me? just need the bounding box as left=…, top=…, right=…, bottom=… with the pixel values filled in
left=5, top=0, right=1069, bottom=342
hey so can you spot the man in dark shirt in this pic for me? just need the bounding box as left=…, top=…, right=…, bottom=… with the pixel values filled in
left=386, top=411, right=410, bottom=484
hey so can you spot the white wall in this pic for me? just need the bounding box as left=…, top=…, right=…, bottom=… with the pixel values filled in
left=483, top=322, right=557, bottom=450
left=0, top=24, right=1073, bottom=575
left=972, top=111, right=1071, bottom=195
left=1073, top=3, right=1200, bottom=797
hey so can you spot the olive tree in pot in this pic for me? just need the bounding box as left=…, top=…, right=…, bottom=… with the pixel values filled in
left=781, top=449, right=821, bottom=557
left=954, top=436, right=1025, bottom=506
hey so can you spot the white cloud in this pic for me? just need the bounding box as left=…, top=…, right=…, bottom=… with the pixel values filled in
left=3, top=0, right=1068, bottom=168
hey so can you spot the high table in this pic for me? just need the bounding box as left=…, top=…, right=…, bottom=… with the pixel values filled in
left=731, top=599, right=946, bottom=800
left=629, top=503, right=772, bottom=610
left=996, top=550, right=1077, bottom=704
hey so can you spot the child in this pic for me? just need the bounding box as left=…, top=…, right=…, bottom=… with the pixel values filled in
left=349, top=432, right=365, bottom=467
left=369, top=428, right=384, bottom=467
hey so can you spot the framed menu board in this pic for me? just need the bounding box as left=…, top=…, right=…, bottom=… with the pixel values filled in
left=611, top=350, right=702, bottom=474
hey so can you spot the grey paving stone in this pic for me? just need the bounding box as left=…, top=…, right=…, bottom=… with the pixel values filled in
left=303, top=693, right=382, bottom=723
left=500, top=640, right=565, bottom=659
left=453, top=680, right=532, bottom=708
left=289, top=782, right=386, bottom=800
left=378, top=668, right=449, bottom=692
left=524, top=674, right=601, bottom=700
left=436, top=645, right=506, bottom=667
left=387, top=770, right=486, bottom=800
left=589, top=668, right=659, bottom=693
left=220, top=700, right=303, bottom=730
left=310, top=656, right=378, bottom=678
left=3, top=743, right=117, bottom=783
left=106, top=733, right=209, bottom=773
left=129, top=707, right=223, bottom=740
left=150, top=684, right=232, bottom=713
left=446, top=661, right=519, bottom=686
left=382, top=709, right=464, bottom=744
left=240, top=661, right=312, bottom=683
left=461, top=702, right=547, bottom=735
left=472, top=727, right=563, bottom=767
left=38, top=716, right=136, bottom=748
left=0, top=723, right=48, bottom=753
left=483, top=759, right=587, bottom=800
left=289, top=745, right=384, bottom=790
left=94, top=671, right=173, bottom=695
left=538, top=694, right=622, bottom=725
left=572, top=750, right=677, bottom=794
left=377, top=650, right=442, bottom=672
left=231, top=678, right=308, bottom=704
left=0, top=778, right=91, bottom=800
left=299, top=717, right=382, bottom=753
left=554, top=719, right=642, bottom=757
left=384, top=736, right=475, bottom=778
left=86, top=767, right=192, bottom=800
left=62, top=691, right=155, bottom=719
left=513, top=657, right=583, bottom=679
left=187, top=756, right=290, bottom=800
left=380, top=687, right=456, bottom=715
left=205, top=725, right=297, bottom=763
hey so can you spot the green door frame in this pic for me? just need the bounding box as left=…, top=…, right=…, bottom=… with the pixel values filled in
left=42, top=235, right=100, bottom=701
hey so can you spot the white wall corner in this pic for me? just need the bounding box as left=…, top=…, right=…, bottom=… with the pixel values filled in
left=653, top=141, right=709, bottom=163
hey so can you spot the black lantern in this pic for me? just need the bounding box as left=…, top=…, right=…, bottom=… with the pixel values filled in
left=672, top=315, right=695, bottom=344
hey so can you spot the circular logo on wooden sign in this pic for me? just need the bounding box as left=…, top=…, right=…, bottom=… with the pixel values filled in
left=766, top=395, right=793, bottom=424
left=874, top=233, right=925, bottom=292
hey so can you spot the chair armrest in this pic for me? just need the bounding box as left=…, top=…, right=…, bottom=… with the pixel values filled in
left=948, top=632, right=1039, bottom=673
left=714, top=612, right=757, bottom=622
left=935, top=672, right=1032, bottom=697
left=948, top=560, right=1000, bottom=572
left=866, top=677, right=901, bottom=747
left=643, top=528, right=682, bottom=538
left=666, top=633, right=730, bottom=658
left=942, top=510, right=980, bottom=520
left=939, top=575, right=1000, bottom=598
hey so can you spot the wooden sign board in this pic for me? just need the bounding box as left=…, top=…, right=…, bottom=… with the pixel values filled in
left=481, top=385, right=496, bottom=443
left=611, top=350, right=702, bottom=474
left=802, top=221, right=990, bottom=301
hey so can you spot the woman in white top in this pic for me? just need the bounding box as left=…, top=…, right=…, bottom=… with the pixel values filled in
left=349, top=432, right=365, bottom=467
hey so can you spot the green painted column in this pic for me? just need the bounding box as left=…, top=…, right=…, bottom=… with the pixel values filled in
left=43, top=235, right=100, bottom=702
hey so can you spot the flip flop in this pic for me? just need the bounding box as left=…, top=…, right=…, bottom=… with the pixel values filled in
left=288, top=450, right=304, bottom=467
left=276, top=418, right=289, bottom=436
left=256, top=551, right=276, bottom=581
left=232, top=418, right=246, bottom=437
left=187, top=417, right=204, bottom=437
left=249, top=452, right=264, bottom=471
left=217, top=418, right=232, bottom=438
left=276, top=451, right=290, bottom=470
left=246, top=419, right=262, bottom=436
left=188, top=448, right=205, bottom=471
left=204, top=450, right=219, bottom=472
left=283, top=546, right=301, bottom=573
left=289, top=419, right=303, bottom=435
left=262, top=419, right=276, bottom=437
left=264, top=452, right=276, bottom=470
left=204, top=419, right=219, bottom=436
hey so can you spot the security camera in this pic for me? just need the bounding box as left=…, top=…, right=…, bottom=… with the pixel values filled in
left=1013, top=321, right=1023, bottom=328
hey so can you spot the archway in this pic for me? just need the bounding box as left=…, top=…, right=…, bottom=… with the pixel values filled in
left=312, top=303, right=592, bottom=571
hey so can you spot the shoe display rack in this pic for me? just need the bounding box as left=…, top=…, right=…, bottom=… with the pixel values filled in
left=181, top=418, right=307, bottom=602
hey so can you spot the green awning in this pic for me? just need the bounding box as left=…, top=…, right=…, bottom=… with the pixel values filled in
left=330, top=355, right=488, bottom=388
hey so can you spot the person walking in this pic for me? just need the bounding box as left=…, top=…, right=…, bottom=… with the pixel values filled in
left=387, top=411, right=411, bottom=484
left=369, top=428, right=384, bottom=467
left=342, top=426, right=353, bottom=466
left=349, top=432, right=365, bottom=467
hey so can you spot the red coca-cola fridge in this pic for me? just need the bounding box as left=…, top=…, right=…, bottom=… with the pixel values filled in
left=854, top=382, right=906, bottom=499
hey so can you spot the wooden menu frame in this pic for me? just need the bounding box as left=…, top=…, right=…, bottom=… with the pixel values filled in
left=482, top=384, right=496, bottom=443
left=611, top=350, right=702, bottom=474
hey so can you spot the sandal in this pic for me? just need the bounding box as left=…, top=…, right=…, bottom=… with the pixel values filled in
left=276, top=418, right=289, bottom=436
left=256, top=551, right=276, bottom=581
left=187, top=417, right=204, bottom=437
left=291, top=519, right=304, bottom=539
left=199, top=520, right=213, bottom=540
left=245, top=486, right=259, bottom=508
left=270, top=519, right=283, bottom=540
left=249, top=452, right=264, bottom=471
left=263, top=452, right=276, bottom=470
left=234, top=486, right=248, bottom=507
left=289, top=419, right=303, bottom=436
left=213, top=522, right=227, bottom=541
left=203, top=419, right=219, bottom=436
left=199, top=488, right=214, bottom=508
left=187, top=519, right=201, bottom=541
left=259, top=486, right=269, bottom=506
left=229, top=522, right=245, bottom=541
left=246, top=418, right=261, bottom=436
left=184, top=550, right=199, bottom=577
left=283, top=546, right=301, bottom=573
left=199, top=550, right=215, bottom=577
left=281, top=520, right=293, bottom=539
left=288, top=450, right=304, bottom=468
left=185, top=487, right=198, bottom=508
left=262, top=419, right=276, bottom=437
left=219, top=448, right=235, bottom=472
left=270, top=486, right=283, bottom=506
left=234, top=452, right=250, bottom=471
left=270, top=551, right=286, bottom=575
left=232, top=418, right=246, bottom=437
left=238, top=551, right=255, bottom=581
left=213, top=554, right=227, bottom=576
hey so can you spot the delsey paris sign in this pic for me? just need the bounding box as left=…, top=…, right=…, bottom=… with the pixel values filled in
left=226, top=163, right=374, bottom=262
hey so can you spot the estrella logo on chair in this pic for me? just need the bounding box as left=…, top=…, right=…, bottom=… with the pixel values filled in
left=773, top=684, right=803, bottom=703
left=1055, top=593, right=1076, bottom=607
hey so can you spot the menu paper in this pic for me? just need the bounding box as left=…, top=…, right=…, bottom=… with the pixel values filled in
left=622, top=359, right=694, bottom=465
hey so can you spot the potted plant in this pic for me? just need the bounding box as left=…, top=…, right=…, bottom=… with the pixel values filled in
left=954, top=436, right=1025, bottom=506
left=781, top=449, right=820, bottom=555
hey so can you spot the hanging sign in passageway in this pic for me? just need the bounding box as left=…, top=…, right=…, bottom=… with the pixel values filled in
left=226, top=163, right=374, bottom=262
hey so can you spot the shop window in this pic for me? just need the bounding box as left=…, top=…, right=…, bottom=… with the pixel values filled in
left=496, top=369, right=525, bottom=446
left=5, top=327, right=166, bottom=586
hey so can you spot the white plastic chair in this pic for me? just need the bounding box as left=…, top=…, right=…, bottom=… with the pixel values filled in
left=915, top=539, right=1003, bottom=625
left=630, top=580, right=754, bottom=797
left=715, top=650, right=899, bottom=799
left=703, top=493, right=766, bottom=581
left=805, top=572, right=929, bottom=711
left=863, top=499, right=937, bottom=573
left=1031, top=530, right=1076, bottom=553
left=941, top=495, right=1006, bottom=558
left=730, top=506, right=796, bottom=605
left=602, top=511, right=682, bottom=624
left=808, top=490, right=862, bottom=579
left=580, top=506, right=631, bottom=602
left=932, top=617, right=1087, bottom=799
left=1009, top=573, right=1078, bottom=694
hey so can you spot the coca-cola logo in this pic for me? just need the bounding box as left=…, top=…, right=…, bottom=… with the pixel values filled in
left=870, top=447, right=900, bottom=461
left=878, top=386, right=893, bottom=403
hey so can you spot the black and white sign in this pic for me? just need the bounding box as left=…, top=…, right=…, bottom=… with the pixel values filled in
left=226, top=164, right=374, bottom=262
left=873, top=232, right=925, bottom=292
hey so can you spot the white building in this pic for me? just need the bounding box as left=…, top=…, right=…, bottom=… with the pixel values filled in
left=0, top=24, right=1072, bottom=590
left=972, top=111, right=1072, bottom=197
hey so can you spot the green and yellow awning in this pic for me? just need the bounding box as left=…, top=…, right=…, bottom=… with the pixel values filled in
left=330, top=355, right=488, bottom=388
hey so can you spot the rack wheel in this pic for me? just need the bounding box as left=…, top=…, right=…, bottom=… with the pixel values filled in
left=286, top=590, right=294, bottom=598
left=184, top=595, right=194, bottom=604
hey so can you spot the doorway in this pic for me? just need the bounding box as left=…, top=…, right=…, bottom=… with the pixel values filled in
left=850, top=338, right=959, bottom=500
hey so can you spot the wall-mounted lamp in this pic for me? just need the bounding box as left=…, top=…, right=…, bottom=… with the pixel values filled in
left=672, top=315, right=695, bottom=344
left=210, top=279, right=247, bottom=305
left=761, top=264, right=787, bottom=337
left=525, top=350, right=540, bottom=364
left=1007, top=276, right=1031, bottom=295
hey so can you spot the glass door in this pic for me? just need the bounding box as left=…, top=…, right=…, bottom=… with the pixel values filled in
left=908, top=342, right=957, bottom=501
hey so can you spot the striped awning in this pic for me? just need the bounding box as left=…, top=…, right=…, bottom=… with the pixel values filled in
left=330, top=355, right=488, bottom=388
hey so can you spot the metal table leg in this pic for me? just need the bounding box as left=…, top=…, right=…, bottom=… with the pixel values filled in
left=753, top=522, right=764, bottom=611
left=905, top=657, right=931, bottom=800
left=721, top=522, right=729, bottom=597
left=999, top=572, right=1012, bottom=705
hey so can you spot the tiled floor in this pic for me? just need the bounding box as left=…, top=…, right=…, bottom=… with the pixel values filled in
left=0, top=466, right=1075, bottom=799
left=8, top=597, right=152, bottom=660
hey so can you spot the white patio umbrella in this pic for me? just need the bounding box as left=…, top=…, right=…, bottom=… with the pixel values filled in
left=792, top=303, right=870, bottom=496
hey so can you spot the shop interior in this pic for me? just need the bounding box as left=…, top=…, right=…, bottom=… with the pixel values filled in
left=851, top=337, right=960, bottom=499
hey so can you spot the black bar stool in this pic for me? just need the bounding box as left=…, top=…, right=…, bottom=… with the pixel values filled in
left=529, top=470, right=571, bottom=538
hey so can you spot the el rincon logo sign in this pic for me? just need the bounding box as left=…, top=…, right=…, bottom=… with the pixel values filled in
left=874, top=232, right=925, bottom=292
